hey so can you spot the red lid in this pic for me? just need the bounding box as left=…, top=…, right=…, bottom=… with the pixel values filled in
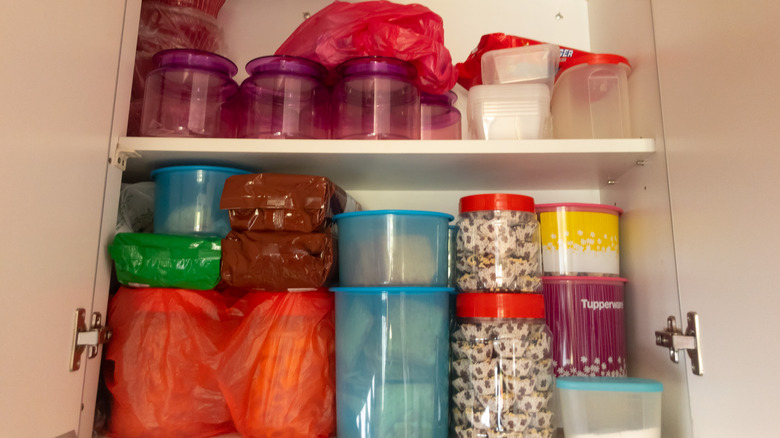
left=460, top=193, right=535, bottom=213
left=456, top=293, right=545, bottom=319
left=556, top=53, right=631, bottom=80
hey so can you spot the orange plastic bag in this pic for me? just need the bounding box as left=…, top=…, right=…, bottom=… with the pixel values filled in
left=104, top=287, right=237, bottom=438
left=275, top=0, right=458, bottom=95
left=217, top=291, right=337, bottom=438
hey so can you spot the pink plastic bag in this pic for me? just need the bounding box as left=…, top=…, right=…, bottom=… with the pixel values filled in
left=275, top=0, right=458, bottom=95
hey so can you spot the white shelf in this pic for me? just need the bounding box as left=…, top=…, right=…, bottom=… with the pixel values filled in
left=115, top=137, right=655, bottom=191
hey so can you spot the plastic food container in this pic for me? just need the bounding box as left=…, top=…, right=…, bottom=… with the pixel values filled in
left=450, top=292, right=555, bottom=438
left=542, top=276, right=628, bottom=377
left=332, top=286, right=452, bottom=438
left=334, top=210, right=453, bottom=287
left=421, top=91, right=462, bottom=139
left=557, top=377, right=663, bottom=438
left=456, top=193, right=542, bottom=293
left=141, top=49, right=239, bottom=138
left=480, top=43, right=561, bottom=91
left=536, top=203, right=623, bottom=277
left=331, top=56, right=421, bottom=140
left=467, top=83, right=551, bottom=139
left=236, top=55, right=331, bottom=139
left=151, top=165, right=250, bottom=237
left=550, top=53, right=632, bottom=139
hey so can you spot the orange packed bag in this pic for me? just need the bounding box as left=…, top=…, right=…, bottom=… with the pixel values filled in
left=104, top=287, right=238, bottom=438
left=217, top=290, right=337, bottom=438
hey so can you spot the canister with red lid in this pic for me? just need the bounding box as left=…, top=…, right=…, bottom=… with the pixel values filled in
left=455, top=193, right=542, bottom=293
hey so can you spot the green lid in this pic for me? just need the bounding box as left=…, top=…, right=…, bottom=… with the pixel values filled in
left=557, top=377, right=663, bottom=393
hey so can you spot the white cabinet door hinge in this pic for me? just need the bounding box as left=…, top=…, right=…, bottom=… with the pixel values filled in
left=69, top=308, right=112, bottom=372
left=655, top=311, right=704, bottom=376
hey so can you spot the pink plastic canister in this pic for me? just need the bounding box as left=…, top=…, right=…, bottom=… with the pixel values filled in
left=141, top=49, right=239, bottom=138
left=421, top=91, right=462, bottom=140
left=331, top=56, right=421, bottom=140
left=236, top=55, right=330, bottom=139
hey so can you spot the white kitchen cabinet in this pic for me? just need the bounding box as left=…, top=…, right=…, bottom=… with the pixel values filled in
left=2, top=0, right=777, bottom=437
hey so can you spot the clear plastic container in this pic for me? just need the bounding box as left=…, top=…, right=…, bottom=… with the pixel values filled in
left=151, top=165, right=249, bottom=237
left=141, top=49, right=239, bottom=138
left=450, top=292, right=555, bottom=438
left=331, top=56, right=421, bottom=140
left=456, top=193, right=542, bottom=293
left=550, top=53, right=632, bottom=139
left=536, top=203, right=623, bottom=277
left=334, top=210, right=454, bottom=287
left=332, top=286, right=452, bottom=438
left=481, top=43, right=560, bottom=91
left=467, top=83, right=551, bottom=139
left=557, top=377, right=663, bottom=438
left=421, top=91, right=462, bottom=139
left=236, top=55, right=331, bottom=139
left=542, top=276, right=628, bottom=377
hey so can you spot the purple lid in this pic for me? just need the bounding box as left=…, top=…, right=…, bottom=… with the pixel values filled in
left=336, top=56, right=417, bottom=80
left=153, top=49, right=238, bottom=77
left=421, top=90, right=458, bottom=106
left=245, top=55, right=327, bottom=79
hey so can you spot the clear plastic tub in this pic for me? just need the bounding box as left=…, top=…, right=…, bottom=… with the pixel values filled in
left=151, top=165, right=249, bottom=237
left=332, top=286, right=452, bottom=438
left=557, top=377, right=663, bottom=438
left=467, top=83, right=551, bottom=139
left=333, top=210, right=454, bottom=287
left=236, top=55, right=331, bottom=139
left=550, top=53, right=632, bottom=139
left=481, top=43, right=560, bottom=91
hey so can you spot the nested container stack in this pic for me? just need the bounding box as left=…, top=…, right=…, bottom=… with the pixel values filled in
left=536, top=203, right=628, bottom=377
left=451, top=193, right=556, bottom=438
left=332, top=210, right=454, bottom=438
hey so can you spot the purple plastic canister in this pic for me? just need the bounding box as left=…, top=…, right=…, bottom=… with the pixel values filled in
left=141, top=49, right=239, bottom=138
left=331, top=56, right=421, bottom=140
left=236, top=55, right=330, bottom=139
left=421, top=91, right=462, bottom=140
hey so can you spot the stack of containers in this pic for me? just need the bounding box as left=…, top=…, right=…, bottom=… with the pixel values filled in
left=451, top=193, right=556, bottom=438
left=467, top=44, right=559, bottom=140
left=331, top=210, right=454, bottom=438
left=535, top=203, right=628, bottom=377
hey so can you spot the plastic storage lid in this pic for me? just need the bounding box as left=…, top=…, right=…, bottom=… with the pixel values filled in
left=543, top=276, right=628, bottom=284
left=421, top=90, right=458, bottom=106
left=460, top=193, right=535, bottom=213
left=333, top=209, right=454, bottom=221
left=535, top=202, right=623, bottom=216
left=555, top=53, right=631, bottom=80
left=557, top=376, right=663, bottom=392
left=336, top=56, right=417, bottom=79
left=245, top=55, right=327, bottom=78
left=153, top=49, right=238, bottom=77
left=150, top=165, right=250, bottom=179
left=331, top=286, right=455, bottom=294
left=456, top=292, right=545, bottom=319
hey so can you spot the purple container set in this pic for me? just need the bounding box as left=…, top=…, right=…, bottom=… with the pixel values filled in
left=140, top=49, right=461, bottom=140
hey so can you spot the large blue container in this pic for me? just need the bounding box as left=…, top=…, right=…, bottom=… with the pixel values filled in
left=332, top=286, right=452, bottom=438
left=333, top=210, right=454, bottom=287
left=151, top=165, right=250, bottom=237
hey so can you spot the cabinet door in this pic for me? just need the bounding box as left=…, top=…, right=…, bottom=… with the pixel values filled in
left=652, top=0, right=780, bottom=435
left=0, top=1, right=129, bottom=437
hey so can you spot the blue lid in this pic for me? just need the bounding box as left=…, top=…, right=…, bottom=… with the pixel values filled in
left=331, top=286, right=455, bottom=294
left=333, top=209, right=454, bottom=221
left=150, top=165, right=251, bottom=179
left=557, top=377, right=663, bottom=393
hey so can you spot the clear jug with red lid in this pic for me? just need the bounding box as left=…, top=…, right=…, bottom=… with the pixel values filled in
left=140, top=49, right=239, bottom=138
left=331, top=56, right=421, bottom=140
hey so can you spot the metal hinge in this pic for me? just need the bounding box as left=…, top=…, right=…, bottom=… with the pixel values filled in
left=69, top=308, right=112, bottom=372
left=655, top=311, right=704, bottom=376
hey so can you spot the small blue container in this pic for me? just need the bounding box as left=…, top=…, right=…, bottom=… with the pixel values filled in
left=332, top=286, right=452, bottom=438
left=151, top=165, right=250, bottom=237
left=333, top=210, right=454, bottom=287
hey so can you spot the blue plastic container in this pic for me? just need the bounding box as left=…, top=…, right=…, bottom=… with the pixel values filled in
left=332, top=286, right=452, bottom=438
left=151, top=165, right=250, bottom=237
left=333, top=210, right=454, bottom=287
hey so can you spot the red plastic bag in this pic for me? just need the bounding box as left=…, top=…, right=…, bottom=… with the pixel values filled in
left=104, top=287, right=237, bottom=438
left=275, top=0, right=458, bottom=95
left=217, top=291, right=337, bottom=438
left=455, top=33, right=588, bottom=90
